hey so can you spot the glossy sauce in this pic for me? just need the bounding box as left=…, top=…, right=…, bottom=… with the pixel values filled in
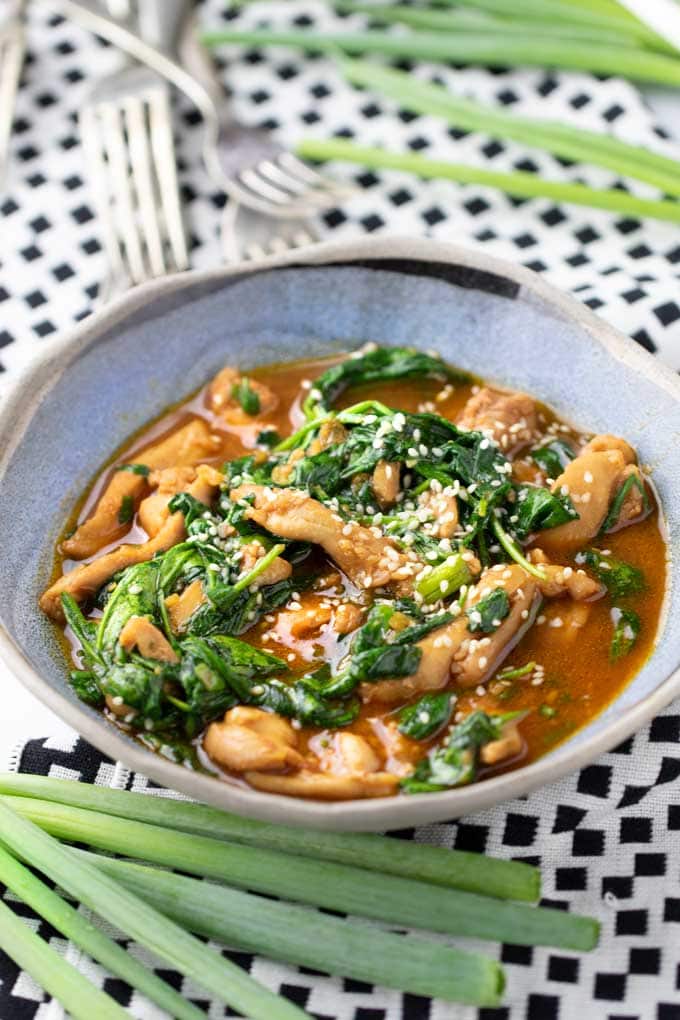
left=55, top=356, right=667, bottom=782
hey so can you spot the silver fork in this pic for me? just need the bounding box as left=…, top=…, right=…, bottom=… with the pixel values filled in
left=80, top=63, right=189, bottom=300
left=222, top=201, right=321, bottom=264
left=0, top=1, right=26, bottom=189
left=57, top=0, right=351, bottom=221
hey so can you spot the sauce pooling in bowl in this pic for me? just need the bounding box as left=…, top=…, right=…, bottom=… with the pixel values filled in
left=41, top=346, right=666, bottom=800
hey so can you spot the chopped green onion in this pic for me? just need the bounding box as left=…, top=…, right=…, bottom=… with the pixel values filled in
left=202, top=28, right=680, bottom=88
left=297, top=139, right=680, bottom=227
left=232, top=377, right=261, bottom=415
left=0, top=844, right=204, bottom=1020
left=491, top=518, right=547, bottom=580
left=116, top=463, right=150, bottom=476
left=117, top=495, right=134, bottom=524
left=496, top=661, right=537, bottom=681
left=416, top=553, right=473, bottom=602
left=0, top=798, right=312, bottom=1020
left=0, top=894, right=129, bottom=1020
left=81, top=851, right=504, bottom=1006
left=0, top=773, right=539, bottom=900
left=1, top=795, right=599, bottom=950
left=232, top=541, right=286, bottom=593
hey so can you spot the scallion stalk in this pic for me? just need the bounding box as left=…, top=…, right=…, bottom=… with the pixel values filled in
left=296, top=138, right=680, bottom=225
left=201, top=28, right=680, bottom=87
left=2, top=795, right=599, bottom=950
left=0, top=895, right=129, bottom=1020
left=0, top=843, right=205, bottom=1020
left=338, top=58, right=680, bottom=197
left=0, top=798, right=312, bottom=1020
left=416, top=554, right=473, bottom=602
left=338, top=2, right=645, bottom=49
left=0, top=773, right=539, bottom=899
left=80, top=850, right=505, bottom=1006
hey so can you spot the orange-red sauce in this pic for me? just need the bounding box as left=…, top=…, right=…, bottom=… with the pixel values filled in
left=54, top=355, right=667, bottom=783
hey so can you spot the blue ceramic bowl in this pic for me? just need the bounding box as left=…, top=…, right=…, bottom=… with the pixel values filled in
left=0, top=237, right=676, bottom=830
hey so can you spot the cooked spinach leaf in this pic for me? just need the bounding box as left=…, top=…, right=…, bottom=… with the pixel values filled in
left=257, top=428, right=281, bottom=448
left=303, top=346, right=461, bottom=418
left=117, top=495, right=134, bottom=525
left=397, top=692, right=454, bottom=740
left=232, top=377, right=261, bottom=415
left=116, top=463, right=150, bottom=476
left=583, top=548, right=645, bottom=600
left=600, top=472, right=649, bottom=534
left=531, top=439, right=574, bottom=478
left=402, top=710, right=521, bottom=794
left=513, top=485, right=578, bottom=539
left=95, top=562, right=159, bottom=655
left=466, top=588, right=510, bottom=633
left=610, top=607, right=640, bottom=661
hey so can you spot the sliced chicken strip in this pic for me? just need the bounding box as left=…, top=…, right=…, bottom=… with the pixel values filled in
left=362, top=564, right=540, bottom=704
left=458, top=387, right=538, bottom=453
left=165, top=579, right=208, bottom=635
left=118, top=616, right=178, bottom=663
left=230, top=484, right=412, bottom=589
left=62, top=420, right=216, bottom=560
left=204, top=706, right=304, bottom=772
left=306, top=419, right=348, bottom=456
left=208, top=366, right=278, bottom=425
left=529, top=549, right=603, bottom=601
left=479, top=719, right=523, bottom=766
left=418, top=486, right=459, bottom=538
left=372, top=460, right=400, bottom=508
left=246, top=732, right=398, bottom=800
left=40, top=465, right=222, bottom=622
left=540, top=434, right=642, bottom=551
left=138, top=466, right=197, bottom=537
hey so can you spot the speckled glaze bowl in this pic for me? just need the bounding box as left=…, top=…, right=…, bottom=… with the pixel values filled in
left=0, top=236, right=677, bottom=830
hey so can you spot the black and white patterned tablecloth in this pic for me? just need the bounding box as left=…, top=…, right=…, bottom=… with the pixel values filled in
left=2, top=2, right=680, bottom=1019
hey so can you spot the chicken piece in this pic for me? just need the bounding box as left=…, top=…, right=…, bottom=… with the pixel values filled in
left=458, top=387, right=538, bottom=453
left=245, top=770, right=398, bottom=799
left=204, top=706, right=304, bottom=772
left=372, top=460, right=400, bottom=509
left=418, top=486, right=459, bottom=538
left=307, top=419, right=348, bottom=456
left=118, top=616, right=179, bottom=663
left=138, top=466, right=197, bottom=537
left=333, top=601, right=364, bottom=636
left=230, top=484, right=412, bottom=589
left=41, top=465, right=222, bottom=622
left=270, top=447, right=305, bottom=486
left=279, top=602, right=333, bottom=639
left=361, top=617, right=469, bottom=705
left=529, top=549, right=603, bottom=601
left=62, top=420, right=216, bottom=560
left=540, top=434, right=640, bottom=551
left=208, top=366, right=278, bottom=425
left=372, top=718, right=423, bottom=777
left=451, top=565, right=541, bottom=690
left=616, top=464, right=646, bottom=528
left=479, top=720, right=523, bottom=766
left=246, top=732, right=399, bottom=800
left=165, top=579, right=207, bottom=635
left=238, top=540, right=292, bottom=588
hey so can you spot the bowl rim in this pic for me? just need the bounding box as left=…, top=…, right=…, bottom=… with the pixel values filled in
left=1, top=234, right=678, bottom=830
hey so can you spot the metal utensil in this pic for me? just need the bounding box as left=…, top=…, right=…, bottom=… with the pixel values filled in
left=0, top=1, right=26, bottom=189
left=221, top=201, right=321, bottom=264
left=56, top=0, right=350, bottom=220
left=80, top=63, right=188, bottom=300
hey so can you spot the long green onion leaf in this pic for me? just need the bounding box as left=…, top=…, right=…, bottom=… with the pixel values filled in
left=2, top=795, right=599, bottom=950
left=338, top=58, right=680, bottom=197
left=80, top=851, right=505, bottom=1006
left=0, top=798, right=311, bottom=1020
left=0, top=773, right=539, bottom=900
left=0, top=843, right=205, bottom=1020
left=0, top=894, right=129, bottom=1020
left=338, top=2, right=646, bottom=48
left=296, top=139, right=680, bottom=225
left=202, top=29, right=680, bottom=87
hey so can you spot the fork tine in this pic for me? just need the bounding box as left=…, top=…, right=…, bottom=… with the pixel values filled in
left=80, top=104, right=129, bottom=287
left=99, top=100, right=147, bottom=284
left=124, top=93, right=166, bottom=278
left=148, top=86, right=188, bottom=271
left=276, top=151, right=350, bottom=196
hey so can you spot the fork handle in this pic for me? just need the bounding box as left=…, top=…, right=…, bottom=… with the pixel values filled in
left=138, top=0, right=194, bottom=54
